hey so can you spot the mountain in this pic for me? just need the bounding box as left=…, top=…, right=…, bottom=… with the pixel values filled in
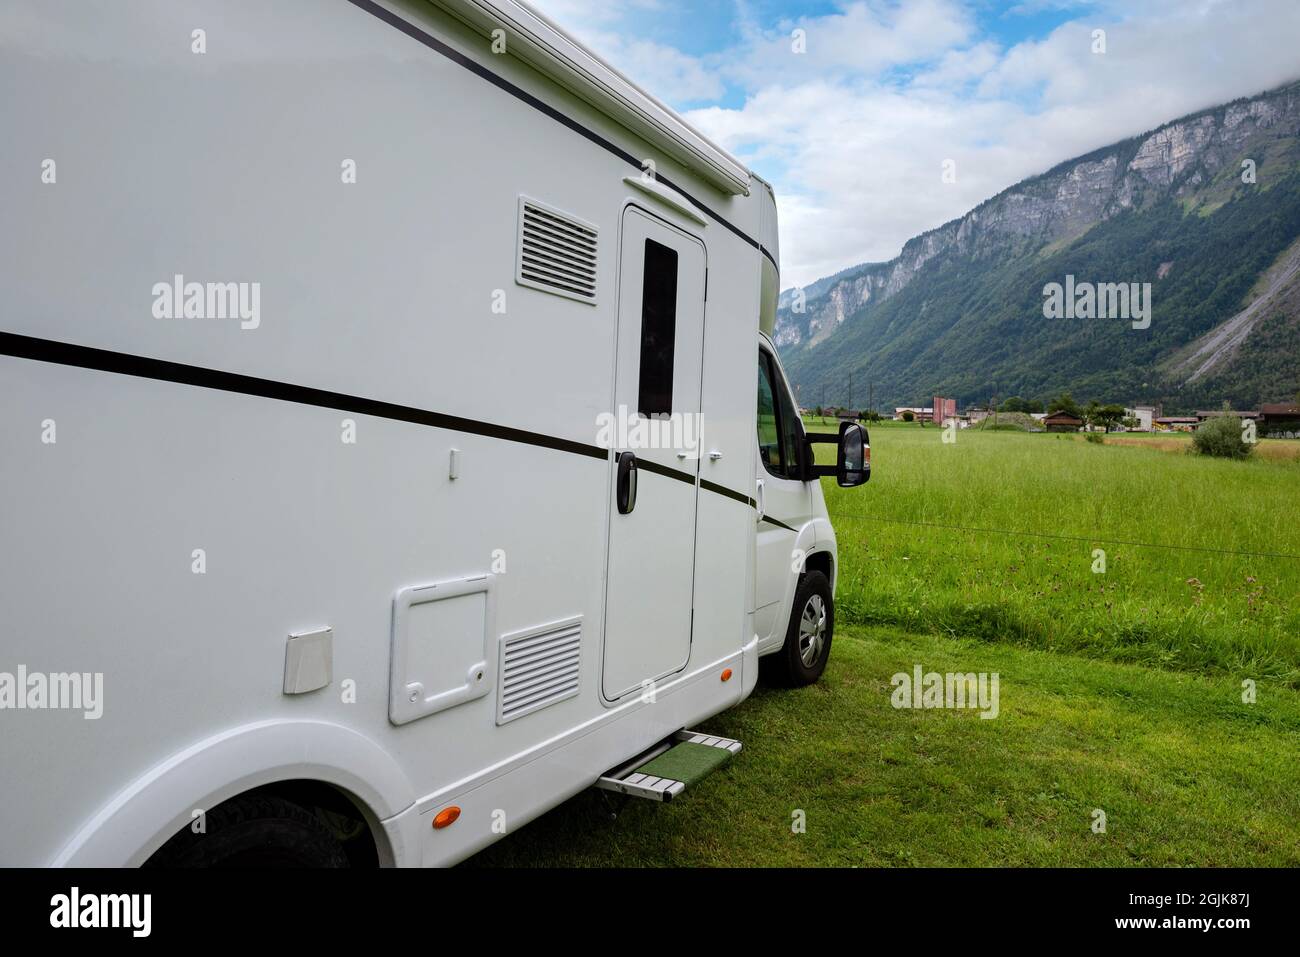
left=776, top=80, right=1300, bottom=413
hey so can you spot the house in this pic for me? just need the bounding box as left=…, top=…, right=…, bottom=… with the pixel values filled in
left=1194, top=410, right=1259, bottom=430
left=966, top=406, right=992, bottom=424
left=1043, top=411, right=1083, bottom=432
left=1155, top=416, right=1198, bottom=432
left=1122, top=405, right=1159, bottom=432
left=1260, top=402, right=1300, bottom=437
left=894, top=406, right=932, bottom=422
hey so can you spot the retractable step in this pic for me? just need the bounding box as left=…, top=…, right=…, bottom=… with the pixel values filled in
left=595, top=730, right=742, bottom=802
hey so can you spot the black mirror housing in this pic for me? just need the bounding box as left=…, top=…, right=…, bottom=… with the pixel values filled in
left=804, top=421, right=870, bottom=486
left=836, top=421, right=870, bottom=486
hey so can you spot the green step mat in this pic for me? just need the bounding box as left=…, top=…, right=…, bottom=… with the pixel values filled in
left=634, top=742, right=734, bottom=786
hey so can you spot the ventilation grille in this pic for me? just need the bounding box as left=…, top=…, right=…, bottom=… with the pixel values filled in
left=517, top=198, right=598, bottom=304
left=497, top=617, right=582, bottom=724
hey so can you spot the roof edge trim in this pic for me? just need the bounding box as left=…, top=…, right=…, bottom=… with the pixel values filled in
left=427, top=0, right=752, bottom=196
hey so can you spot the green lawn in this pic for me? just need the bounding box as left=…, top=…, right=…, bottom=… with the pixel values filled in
left=472, top=626, right=1300, bottom=866
left=471, top=422, right=1300, bottom=866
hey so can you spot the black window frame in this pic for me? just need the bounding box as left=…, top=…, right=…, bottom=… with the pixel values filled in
left=757, top=344, right=805, bottom=481
left=636, top=238, right=679, bottom=418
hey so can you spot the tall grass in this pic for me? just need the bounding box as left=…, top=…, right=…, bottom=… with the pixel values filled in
left=816, top=421, right=1300, bottom=685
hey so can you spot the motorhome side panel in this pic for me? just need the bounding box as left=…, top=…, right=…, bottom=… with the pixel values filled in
left=0, top=0, right=765, bottom=865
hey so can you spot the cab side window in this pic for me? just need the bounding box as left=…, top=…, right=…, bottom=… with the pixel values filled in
left=757, top=349, right=784, bottom=474
left=774, top=358, right=804, bottom=477
left=757, top=348, right=804, bottom=480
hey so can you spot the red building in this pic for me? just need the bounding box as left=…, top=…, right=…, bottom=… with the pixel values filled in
left=932, top=396, right=957, bottom=425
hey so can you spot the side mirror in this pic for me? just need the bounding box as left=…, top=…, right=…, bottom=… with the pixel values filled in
left=836, top=422, right=870, bottom=486
left=804, top=421, right=870, bottom=487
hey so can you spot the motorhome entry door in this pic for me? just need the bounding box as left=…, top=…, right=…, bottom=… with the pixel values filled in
left=601, top=206, right=707, bottom=700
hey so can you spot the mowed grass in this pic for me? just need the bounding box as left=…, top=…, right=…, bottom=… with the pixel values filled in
left=471, top=626, right=1300, bottom=866
left=820, top=420, right=1300, bottom=686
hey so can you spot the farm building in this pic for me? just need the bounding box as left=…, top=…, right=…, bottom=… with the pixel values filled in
left=932, top=396, right=957, bottom=426
left=1043, top=411, right=1083, bottom=432
left=1260, top=403, right=1300, bottom=437
left=1194, top=410, right=1259, bottom=428
left=1155, top=416, right=1199, bottom=432
left=894, top=407, right=933, bottom=422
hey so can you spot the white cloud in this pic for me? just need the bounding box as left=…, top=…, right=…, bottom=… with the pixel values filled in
left=722, top=0, right=976, bottom=88
left=533, top=0, right=1300, bottom=289
left=577, top=29, right=726, bottom=103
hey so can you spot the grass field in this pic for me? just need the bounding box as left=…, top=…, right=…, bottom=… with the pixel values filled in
left=472, top=420, right=1300, bottom=866
left=820, top=419, right=1300, bottom=686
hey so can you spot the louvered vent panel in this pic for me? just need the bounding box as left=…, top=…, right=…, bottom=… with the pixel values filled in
left=497, top=617, right=582, bottom=724
left=517, top=198, right=598, bottom=303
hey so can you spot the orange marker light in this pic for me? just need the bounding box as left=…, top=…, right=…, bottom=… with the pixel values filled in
left=432, top=806, right=461, bottom=829
left=721, top=668, right=733, bottom=682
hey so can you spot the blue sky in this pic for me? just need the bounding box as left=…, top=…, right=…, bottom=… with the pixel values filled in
left=531, top=0, right=1300, bottom=289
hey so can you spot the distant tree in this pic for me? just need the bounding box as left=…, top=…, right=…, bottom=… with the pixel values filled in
left=1025, top=399, right=1045, bottom=414
left=1097, top=404, right=1127, bottom=433
left=1083, top=400, right=1102, bottom=430
left=1193, top=414, right=1254, bottom=459
left=1121, top=415, right=1141, bottom=431
left=999, top=396, right=1029, bottom=413
left=1048, top=391, right=1082, bottom=418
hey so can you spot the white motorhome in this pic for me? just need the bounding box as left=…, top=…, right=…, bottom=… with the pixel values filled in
left=0, top=0, right=868, bottom=867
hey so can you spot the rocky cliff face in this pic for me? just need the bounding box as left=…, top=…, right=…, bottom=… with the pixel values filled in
left=775, top=80, right=1300, bottom=352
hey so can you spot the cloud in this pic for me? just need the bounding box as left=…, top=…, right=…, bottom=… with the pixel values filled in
left=532, top=0, right=1300, bottom=289
left=721, top=0, right=977, bottom=89
left=576, top=29, right=727, bottom=103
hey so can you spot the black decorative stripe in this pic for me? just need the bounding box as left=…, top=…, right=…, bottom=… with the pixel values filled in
left=0, top=331, right=770, bottom=516
left=636, top=457, right=698, bottom=486
left=635, top=463, right=798, bottom=530
left=0, top=331, right=606, bottom=460
left=343, top=0, right=779, bottom=273
left=701, top=478, right=754, bottom=508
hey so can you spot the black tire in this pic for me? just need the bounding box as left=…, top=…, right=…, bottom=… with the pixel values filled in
left=146, top=793, right=350, bottom=868
left=762, top=570, right=834, bottom=687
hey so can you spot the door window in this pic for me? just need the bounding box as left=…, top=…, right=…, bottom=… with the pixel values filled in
left=637, top=239, right=679, bottom=416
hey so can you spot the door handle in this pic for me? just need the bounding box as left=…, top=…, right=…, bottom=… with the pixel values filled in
left=755, top=479, right=765, bottom=522
left=616, top=451, right=638, bottom=515
left=708, top=449, right=723, bottom=461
